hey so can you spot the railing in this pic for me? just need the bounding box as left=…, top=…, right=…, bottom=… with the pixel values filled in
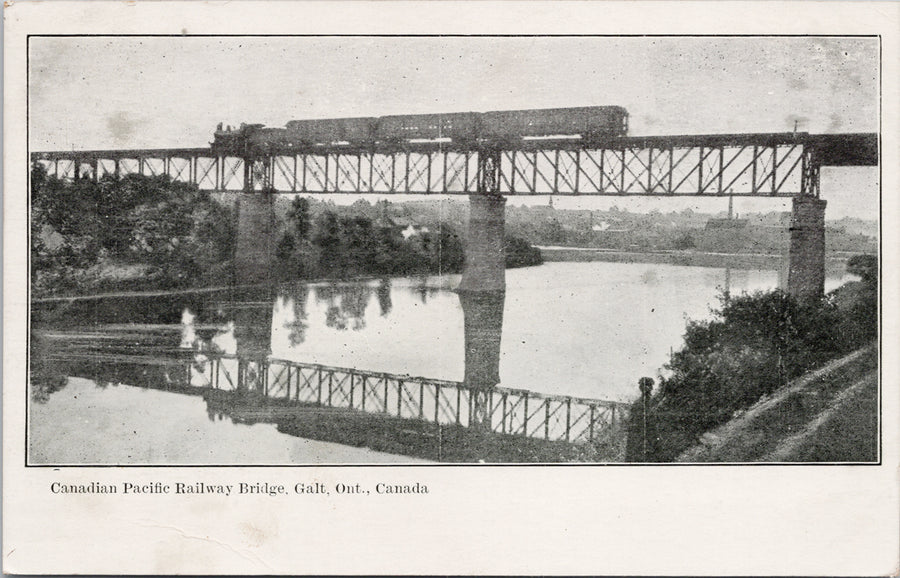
left=186, top=353, right=629, bottom=446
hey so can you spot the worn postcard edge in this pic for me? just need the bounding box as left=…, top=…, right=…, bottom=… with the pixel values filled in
left=3, top=1, right=899, bottom=575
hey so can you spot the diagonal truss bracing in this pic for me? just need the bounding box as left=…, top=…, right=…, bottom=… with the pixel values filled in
left=185, top=353, right=631, bottom=446
left=31, top=131, right=875, bottom=197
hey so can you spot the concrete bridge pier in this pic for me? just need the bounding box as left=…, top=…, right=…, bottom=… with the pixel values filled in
left=787, top=196, right=827, bottom=300
left=458, top=289, right=505, bottom=430
left=232, top=298, right=274, bottom=390
left=458, top=194, right=507, bottom=293
left=233, top=191, right=277, bottom=287
left=458, top=187, right=507, bottom=430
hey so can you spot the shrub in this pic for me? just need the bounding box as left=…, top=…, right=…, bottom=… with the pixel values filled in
left=31, top=165, right=236, bottom=295
left=505, top=235, right=543, bottom=268
left=625, top=284, right=873, bottom=462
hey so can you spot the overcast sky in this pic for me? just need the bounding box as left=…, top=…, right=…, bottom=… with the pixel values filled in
left=29, top=36, right=880, bottom=220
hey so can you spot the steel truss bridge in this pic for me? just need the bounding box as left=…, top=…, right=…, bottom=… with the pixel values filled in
left=31, top=132, right=876, bottom=197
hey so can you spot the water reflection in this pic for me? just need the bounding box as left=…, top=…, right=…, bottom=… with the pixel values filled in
left=30, top=262, right=862, bottom=462
left=231, top=290, right=275, bottom=358
left=376, top=278, right=392, bottom=316
left=314, top=283, right=373, bottom=331
left=281, top=284, right=310, bottom=346
left=29, top=331, right=68, bottom=403
left=412, top=276, right=441, bottom=304
left=29, top=273, right=511, bottom=456
left=32, top=263, right=859, bottom=407
left=459, top=290, right=505, bottom=391
left=459, top=289, right=505, bottom=430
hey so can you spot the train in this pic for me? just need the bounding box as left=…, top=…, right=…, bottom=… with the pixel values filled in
left=211, top=106, right=628, bottom=155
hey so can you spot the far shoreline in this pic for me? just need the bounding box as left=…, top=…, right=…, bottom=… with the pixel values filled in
left=537, top=246, right=858, bottom=273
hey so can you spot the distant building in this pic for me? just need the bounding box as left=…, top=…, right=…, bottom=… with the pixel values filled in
left=592, top=220, right=631, bottom=233
left=378, top=215, right=430, bottom=239
left=400, top=223, right=430, bottom=239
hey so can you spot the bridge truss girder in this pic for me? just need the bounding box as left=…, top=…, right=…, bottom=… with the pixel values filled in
left=32, top=133, right=867, bottom=198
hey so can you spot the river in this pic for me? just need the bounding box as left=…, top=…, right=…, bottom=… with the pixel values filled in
left=29, top=260, right=855, bottom=464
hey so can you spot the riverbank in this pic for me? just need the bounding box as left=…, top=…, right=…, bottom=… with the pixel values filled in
left=32, top=234, right=541, bottom=301
left=676, top=344, right=878, bottom=462
left=623, top=252, right=878, bottom=463
left=538, top=246, right=854, bottom=273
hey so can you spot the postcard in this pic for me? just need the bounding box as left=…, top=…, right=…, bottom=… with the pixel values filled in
left=4, top=1, right=898, bottom=574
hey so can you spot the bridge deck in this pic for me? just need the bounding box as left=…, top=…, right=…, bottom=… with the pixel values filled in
left=31, top=132, right=877, bottom=197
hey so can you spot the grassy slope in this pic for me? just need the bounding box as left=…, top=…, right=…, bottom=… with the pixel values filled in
left=676, top=344, right=879, bottom=463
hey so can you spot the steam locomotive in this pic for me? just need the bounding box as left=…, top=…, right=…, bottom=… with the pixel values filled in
left=212, top=106, right=629, bottom=155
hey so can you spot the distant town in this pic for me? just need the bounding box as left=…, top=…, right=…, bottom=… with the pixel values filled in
left=272, top=196, right=876, bottom=258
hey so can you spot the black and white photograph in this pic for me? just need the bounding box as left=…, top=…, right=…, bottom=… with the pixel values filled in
left=26, top=34, right=881, bottom=465
left=4, top=2, right=898, bottom=575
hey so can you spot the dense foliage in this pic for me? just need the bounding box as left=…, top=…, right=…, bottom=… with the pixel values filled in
left=31, top=164, right=236, bottom=295
left=505, top=236, right=544, bottom=268
left=32, top=169, right=545, bottom=295
left=275, top=196, right=541, bottom=281
left=275, top=197, right=467, bottom=280
left=625, top=258, right=878, bottom=462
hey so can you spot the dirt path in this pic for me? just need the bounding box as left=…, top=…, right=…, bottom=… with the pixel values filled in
left=676, top=345, right=878, bottom=463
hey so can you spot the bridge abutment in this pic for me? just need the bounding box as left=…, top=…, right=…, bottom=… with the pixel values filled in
left=234, top=192, right=277, bottom=287
left=787, top=196, right=827, bottom=300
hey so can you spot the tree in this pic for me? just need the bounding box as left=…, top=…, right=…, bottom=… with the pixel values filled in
left=838, top=254, right=878, bottom=346
left=540, top=218, right=566, bottom=244
left=340, top=215, right=377, bottom=275
left=277, top=232, right=296, bottom=259
left=288, top=196, right=312, bottom=241
left=505, top=235, right=543, bottom=268
left=312, top=210, right=343, bottom=274
left=626, top=289, right=852, bottom=461
left=846, top=254, right=877, bottom=286
left=436, top=226, right=465, bottom=273
left=31, top=165, right=236, bottom=293
left=673, top=231, right=696, bottom=250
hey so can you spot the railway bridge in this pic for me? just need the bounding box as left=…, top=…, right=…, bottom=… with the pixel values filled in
left=31, top=126, right=878, bottom=299
left=31, top=115, right=878, bottom=430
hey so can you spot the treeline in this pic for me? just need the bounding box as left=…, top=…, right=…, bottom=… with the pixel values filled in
left=303, top=197, right=878, bottom=256
left=275, top=197, right=464, bottom=279
left=504, top=236, right=544, bottom=268
left=393, top=199, right=877, bottom=255
left=30, top=166, right=543, bottom=296
left=625, top=255, right=878, bottom=462
left=511, top=216, right=876, bottom=255
left=274, top=197, right=541, bottom=281
left=30, top=164, right=236, bottom=295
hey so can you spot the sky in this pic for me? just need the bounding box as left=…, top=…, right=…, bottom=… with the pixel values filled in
left=28, top=36, right=880, bottom=220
